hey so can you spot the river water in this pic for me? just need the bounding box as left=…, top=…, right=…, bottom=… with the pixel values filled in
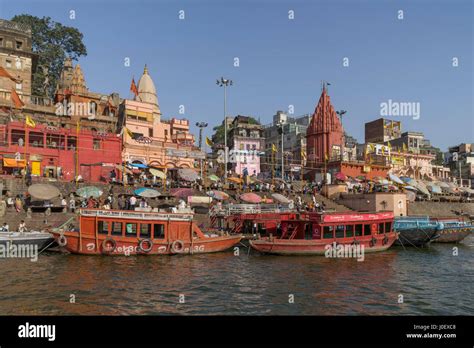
left=0, top=236, right=472, bottom=315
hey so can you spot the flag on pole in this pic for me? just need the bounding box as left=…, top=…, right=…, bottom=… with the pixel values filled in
left=25, top=115, right=36, bottom=128
left=205, top=136, right=213, bottom=147
left=124, top=127, right=134, bottom=138
left=301, top=149, right=306, bottom=160
left=11, top=88, right=24, bottom=108
left=272, top=144, right=277, bottom=153
left=130, top=78, right=138, bottom=97
left=76, top=120, right=80, bottom=132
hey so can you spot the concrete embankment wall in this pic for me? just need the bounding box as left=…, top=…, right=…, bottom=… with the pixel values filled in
left=407, top=201, right=474, bottom=218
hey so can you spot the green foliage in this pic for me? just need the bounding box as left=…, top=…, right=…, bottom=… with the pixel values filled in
left=11, top=14, right=87, bottom=97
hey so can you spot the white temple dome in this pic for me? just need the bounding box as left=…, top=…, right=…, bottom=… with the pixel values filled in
left=137, top=65, right=159, bottom=107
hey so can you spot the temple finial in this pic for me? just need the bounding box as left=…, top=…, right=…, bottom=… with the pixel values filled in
left=144, top=64, right=148, bottom=74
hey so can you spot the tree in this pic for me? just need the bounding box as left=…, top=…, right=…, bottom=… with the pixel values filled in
left=11, top=15, right=87, bottom=98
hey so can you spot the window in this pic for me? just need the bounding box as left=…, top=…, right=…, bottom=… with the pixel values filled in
left=67, top=136, right=77, bottom=150
left=378, top=223, right=384, bottom=234
left=16, top=83, right=22, bottom=91
left=93, top=139, right=101, bottom=150
left=125, top=223, right=137, bottom=236
left=355, top=224, right=363, bottom=236
left=6, top=59, right=11, bottom=68
left=148, top=128, right=153, bottom=137
left=323, top=225, right=334, bottom=239
left=0, top=38, right=3, bottom=46
left=16, top=41, right=23, bottom=50
left=364, top=224, right=371, bottom=236
left=346, top=225, right=354, bottom=238
left=153, top=224, right=165, bottom=239
left=11, top=129, right=25, bottom=146
left=111, top=222, right=122, bottom=236
left=98, top=221, right=109, bottom=235
left=46, top=134, right=61, bottom=149
left=385, top=222, right=392, bottom=233
left=140, top=224, right=152, bottom=238
left=29, top=132, right=44, bottom=148
left=335, top=225, right=345, bottom=238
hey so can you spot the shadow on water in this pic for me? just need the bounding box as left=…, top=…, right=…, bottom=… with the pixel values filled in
left=0, top=235, right=472, bottom=315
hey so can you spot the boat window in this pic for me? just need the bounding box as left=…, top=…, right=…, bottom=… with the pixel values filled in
left=323, top=225, right=334, bottom=239
left=335, top=225, right=345, bottom=238
left=125, top=223, right=137, bottom=236
left=364, top=224, right=371, bottom=236
left=355, top=224, right=363, bottom=236
left=378, top=223, right=384, bottom=234
left=140, top=223, right=152, bottom=238
left=385, top=222, right=392, bottom=233
left=346, top=225, right=354, bottom=238
left=258, top=223, right=267, bottom=234
left=154, top=224, right=165, bottom=239
left=111, top=222, right=123, bottom=236
left=98, top=221, right=109, bottom=235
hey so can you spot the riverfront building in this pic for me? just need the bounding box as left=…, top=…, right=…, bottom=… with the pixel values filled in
left=118, top=66, right=202, bottom=170
left=227, top=115, right=264, bottom=176
left=263, top=111, right=310, bottom=178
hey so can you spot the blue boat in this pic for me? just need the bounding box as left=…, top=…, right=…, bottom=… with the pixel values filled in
left=431, top=218, right=474, bottom=243
left=393, top=216, right=441, bottom=247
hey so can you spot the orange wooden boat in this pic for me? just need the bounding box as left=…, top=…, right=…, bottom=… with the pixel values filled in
left=249, top=211, right=398, bottom=255
left=52, top=209, right=242, bottom=255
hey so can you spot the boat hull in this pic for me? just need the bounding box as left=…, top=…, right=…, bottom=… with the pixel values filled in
left=249, top=233, right=397, bottom=256
left=394, top=227, right=439, bottom=247
left=0, top=232, right=55, bottom=250
left=52, top=231, right=242, bottom=255
left=433, top=227, right=473, bottom=243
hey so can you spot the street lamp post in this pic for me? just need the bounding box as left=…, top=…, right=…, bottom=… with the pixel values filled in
left=216, top=77, right=233, bottom=179
left=196, top=122, right=208, bottom=181
left=278, top=122, right=284, bottom=180
left=336, top=110, right=347, bottom=160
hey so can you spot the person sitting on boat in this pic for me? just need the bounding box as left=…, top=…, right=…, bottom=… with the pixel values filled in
left=87, top=196, right=96, bottom=209
left=0, top=222, right=9, bottom=232
left=178, top=199, right=186, bottom=210
left=18, top=220, right=27, bottom=233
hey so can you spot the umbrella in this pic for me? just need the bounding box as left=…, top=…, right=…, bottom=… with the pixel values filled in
left=134, top=187, right=160, bottom=198
left=149, top=168, right=166, bottom=179
left=388, top=173, right=404, bottom=185
left=426, top=183, right=442, bottom=194
left=405, top=191, right=416, bottom=202
left=400, top=176, right=413, bottom=184
left=27, top=184, right=61, bottom=200
left=412, top=180, right=430, bottom=196
left=271, top=193, right=291, bottom=204
left=355, top=175, right=366, bottom=182
left=387, top=185, right=398, bottom=191
left=178, top=168, right=199, bottom=182
left=206, top=190, right=229, bottom=201
left=76, top=186, right=103, bottom=198
left=437, top=181, right=450, bottom=188
left=240, top=192, right=262, bottom=204
left=404, top=186, right=418, bottom=192
left=335, top=172, right=347, bottom=181
left=207, top=174, right=220, bottom=182
left=170, top=188, right=193, bottom=198
left=129, top=162, right=148, bottom=169
left=227, top=177, right=243, bottom=184
left=115, top=164, right=133, bottom=175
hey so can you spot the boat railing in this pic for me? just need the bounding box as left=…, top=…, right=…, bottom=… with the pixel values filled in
left=79, top=209, right=194, bottom=221
left=209, top=203, right=293, bottom=217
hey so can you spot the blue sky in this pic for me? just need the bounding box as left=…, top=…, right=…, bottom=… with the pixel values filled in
left=1, top=0, right=472, bottom=151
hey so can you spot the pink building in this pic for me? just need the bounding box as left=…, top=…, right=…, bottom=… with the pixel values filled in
left=119, top=66, right=203, bottom=170
left=228, top=115, right=264, bottom=176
